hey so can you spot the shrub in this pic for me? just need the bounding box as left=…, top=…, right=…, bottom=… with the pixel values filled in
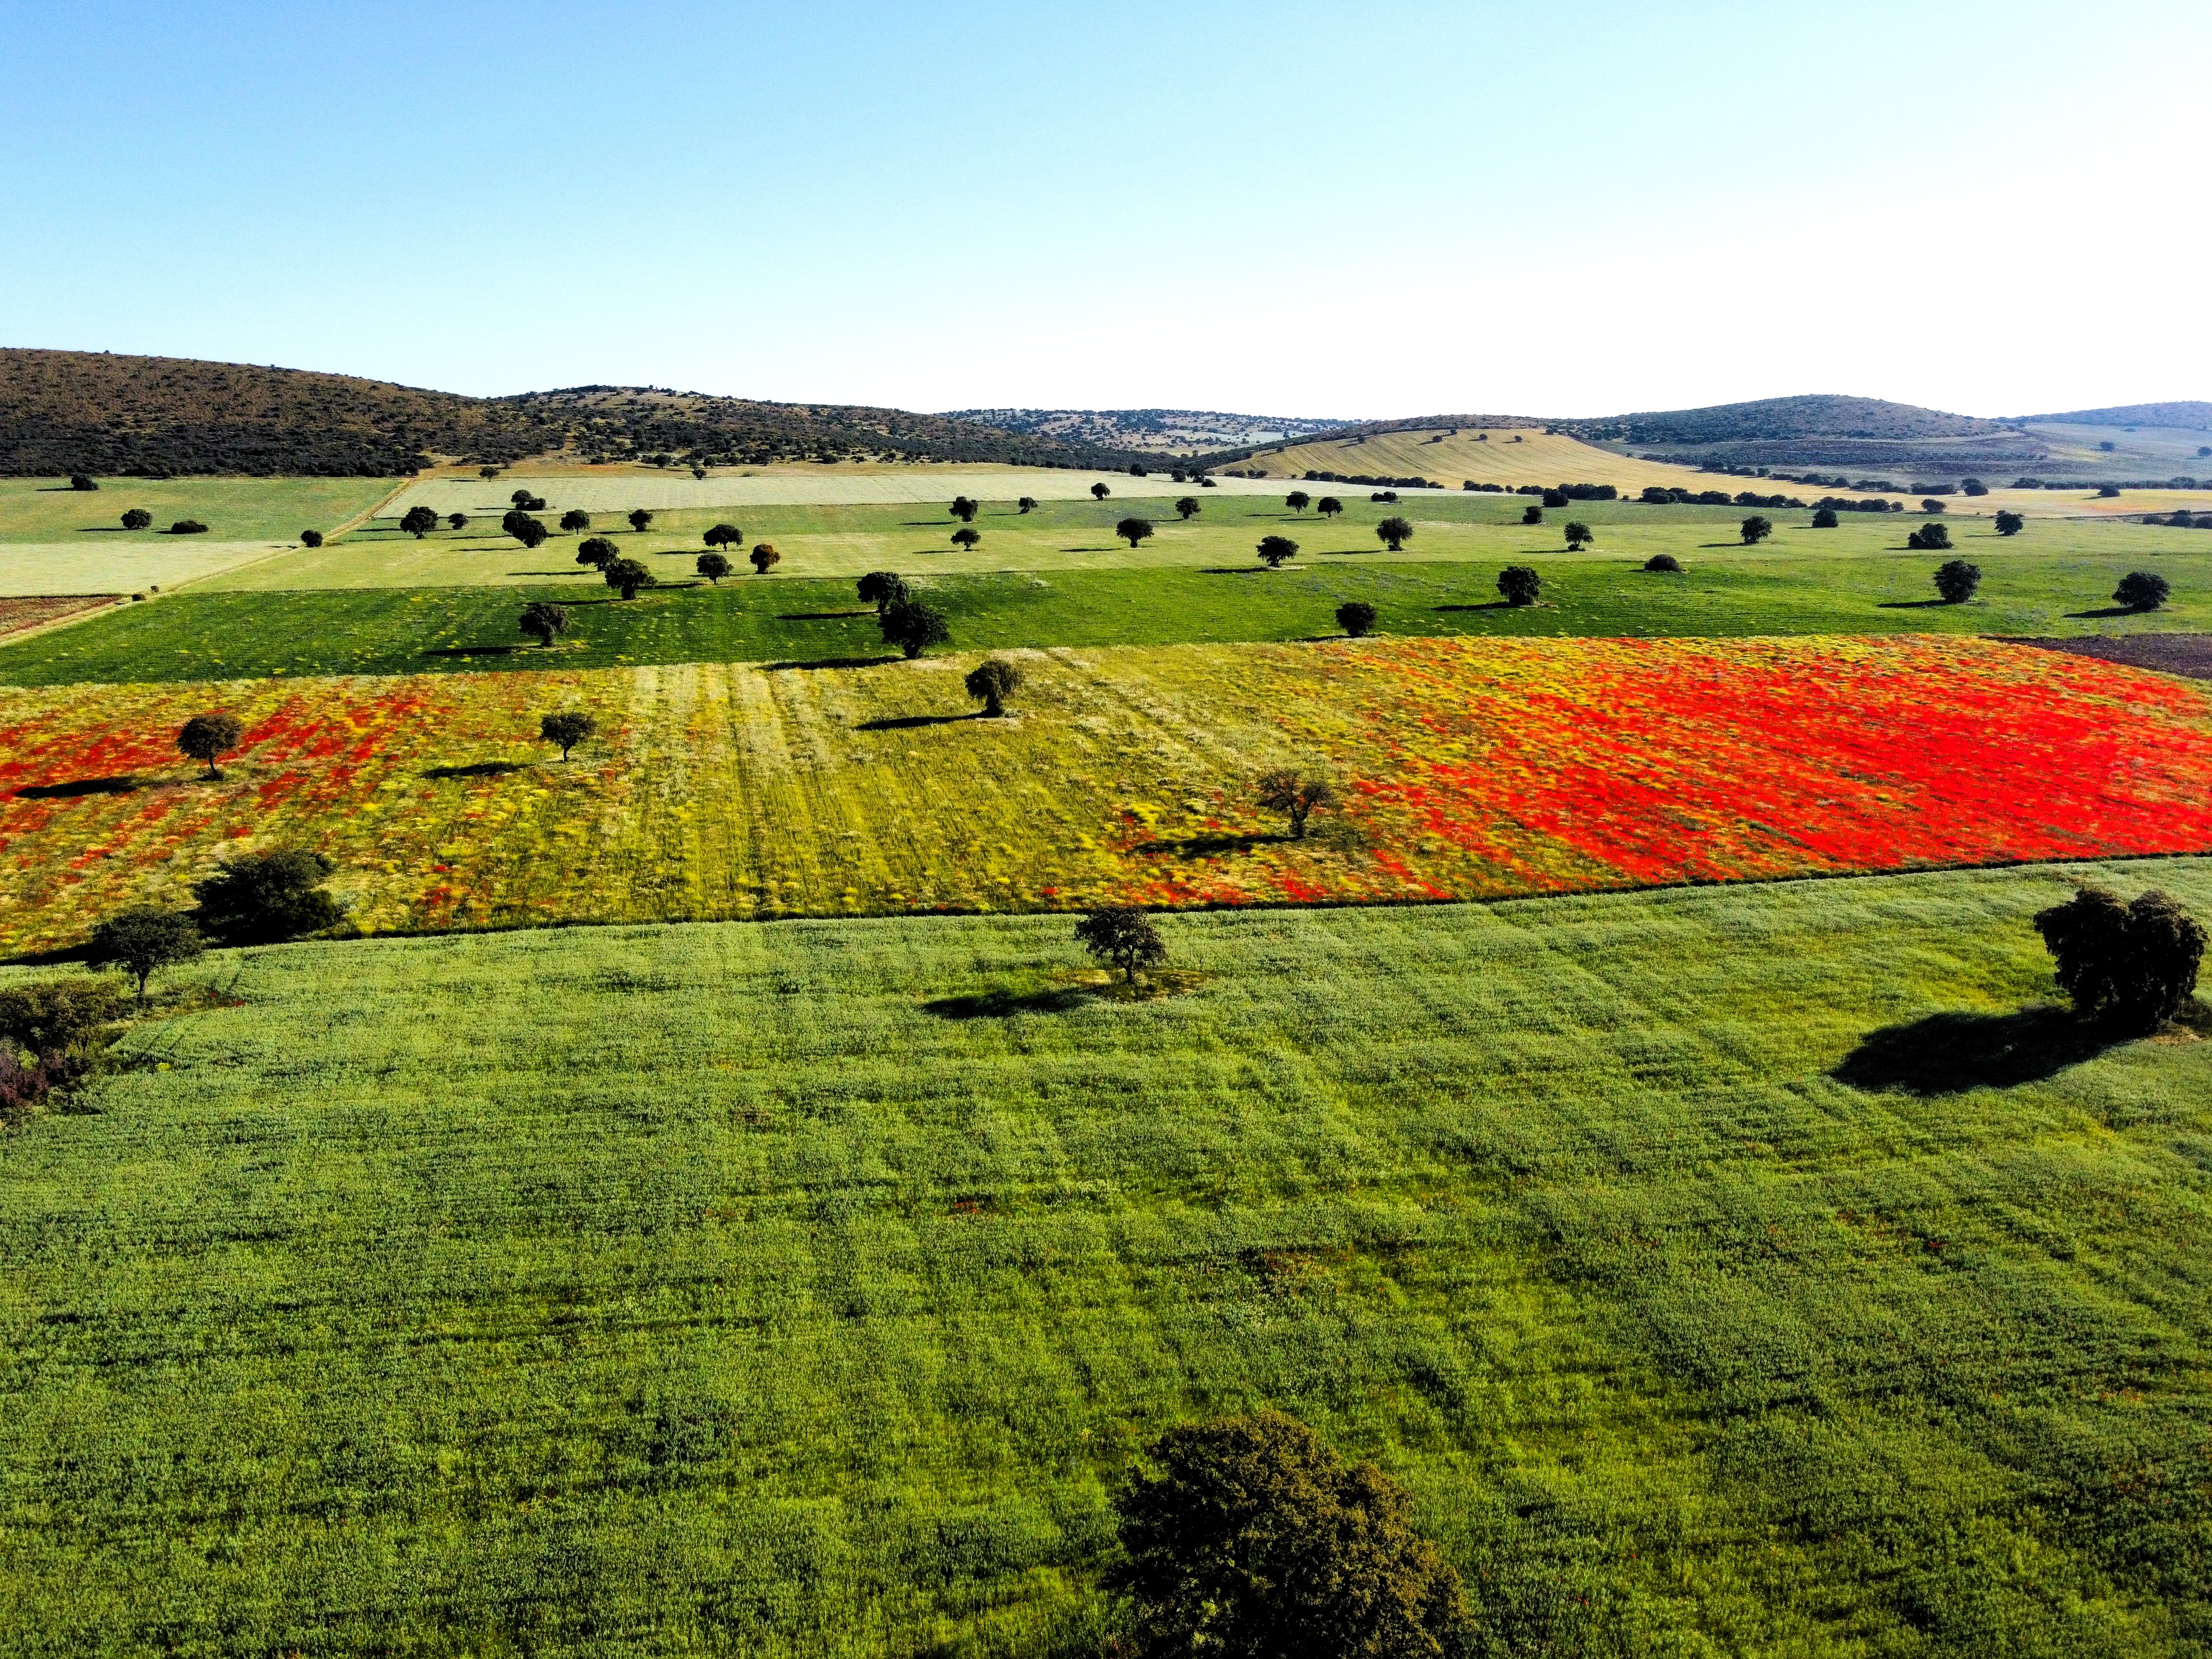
left=950, top=496, right=979, bottom=523
left=951, top=526, right=982, bottom=551
left=858, top=571, right=909, bottom=613
left=560, top=509, right=591, bottom=534
left=2099, top=484, right=2121, bottom=498
left=1116, top=517, right=1155, bottom=549
left=1563, top=520, right=1593, bottom=549
left=176, top=711, right=246, bottom=779
left=2116, top=571, right=2171, bottom=611
left=603, top=558, right=655, bottom=599
left=2035, top=886, right=2205, bottom=1032
left=1812, top=507, right=1839, bottom=529
left=696, top=551, right=733, bottom=583
left=1933, top=559, right=1981, bottom=603
left=1110, top=1411, right=1468, bottom=1659
left=1961, top=478, right=1989, bottom=496
left=1017, top=497, right=1037, bottom=514
left=69, top=473, right=97, bottom=491
left=1256, top=767, right=1335, bottom=838
left=192, top=848, right=343, bottom=944
left=1994, top=509, right=2025, bottom=535
left=1906, top=523, right=1953, bottom=551
left=1522, top=504, right=1543, bottom=525
left=1337, top=601, right=1379, bottom=637
left=0, top=978, right=127, bottom=1052
left=1091, top=482, right=1111, bottom=500
left=541, top=711, right=594, bottom=760
left=86, top=911, right=201, bottom=999
left=447, top=513, right=467, bottom=530
left=512, top=489, right=536, bottom=507
left=1074, top=906, right=1165, bottom=984
left=749, top=544, right=780, bottom=573
left=1375, top=516, right=1413, bottom=551
left=1740, top=515, right=1773, bottom=545
left=1175, top=497, right=1201, bottom=520
left=881, top=598, right=950, bottom=659
left=1498, top=565, right=1541, bottom=606
left=1256, top=535, right=1298, bottom=568
left=169, top=519, right=208, bottom=535
left=1541, top=488, right=1569, bottom=509
left=518, top=600, right=570, bottom=646
left=1370, top=491, right=1398, bottom=504
left=1644, top=554, right=1682, bottom=572
left=628, top=509, right=653, bottom=533
left=1921, top=498, right=1947, bottom=514
left=121, top=508, right=152, bottom=531
left=964, top=658, right=1022, bottom=717
left=576, top=536, right=618, bottom=568
left=1286, top=491, right=1311, bottom=514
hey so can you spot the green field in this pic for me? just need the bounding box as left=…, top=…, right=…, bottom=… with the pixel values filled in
left=3, top=862, right=2209, bottom=1654
left=6, top=542, right=2209, bottom=686
left=0, top=474, right=393, bottom=545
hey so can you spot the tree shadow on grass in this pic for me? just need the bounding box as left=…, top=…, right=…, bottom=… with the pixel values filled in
left=1833, top=1005, right=2121, bottom=1094
left=922, top=987, right=1094, bottom=1019
left=1877, top=598, right=1960, bottom=609
left=424, top=644, right=519, bottom=658
left=1200, top=566, right=1276, bottom=575
left=1435, top=601, right=1521, bottom=613
left=779, top=609, right=877, bottom=621
left=1130, top=832, right=1283, bottom=858
left=17, top=774, right=141, bottom=799
left=856, top=712, right=982, bottom=731
left=760, top=654, right=900, bottom=671
left=2067, top=606, right=2158, bottom=620
left=423, top=760, right=530, bottom=780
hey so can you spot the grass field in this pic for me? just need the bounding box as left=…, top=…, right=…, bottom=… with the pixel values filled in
left=0, top=595, right=116, bottom=640
left=3, top=862, right=2210, bottom=1655
left=0, top=475, right=393, bottom=545
left=5, top=635, right=2210, bottom=952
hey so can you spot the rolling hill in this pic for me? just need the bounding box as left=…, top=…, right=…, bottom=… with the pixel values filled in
left=2018, top=401, right=2212, bottom=429
left=945, top=406, right=1349, bottom=452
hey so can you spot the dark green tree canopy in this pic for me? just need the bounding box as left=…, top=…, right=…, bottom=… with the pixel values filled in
left=628, top=509, right=654, bottom=533
left=87, top=909, right=203, bottom=999
left=518, top=600, right=571, bottom=646
left=1375, top=516, right=1413, bottom=551
left=576, top=536, right=618, bottom=567
left=2036, top=886, right=2205, bottom=1032
left=1176, top=497, right=1201, bottom=520
left=1563, top=520, right=1593, bottom=549
left=703, top=523, right=743, bottom=554
left=1812, top=507, right=1839, bottom=528
left=964, top=656, right=1023, bottom=716
left=1740, top=514, right=1773, bottom=544
left=1018, top=497, right=1039, bottom=514
left=192, top=848, right=342, bottom=945
left=604, top=557, right=656, bottom=599
left=540, top=710, right=594, bottom=760
left=121, top=508, right=152, bottom=531
left=176, top=711, right=246, bottom=779
left=300, top=529, right=324, bottom=548
left=2116, top=571, right=2171, bottom=611
left=881, top=598, right=951, bottom=659
left=1644, top=553, right=1682, bottom=573
left=1337, top=601, right=1378, bottom=637
left=750, top=544, right=781, bottom=573
left=1498, top=565, right=1541, bottom=606
left=1933, top=559, right=1981, bottom=604
left=560, top=509, right=591, bottom=533
left=951, top=526, right=982, bottom=550
left=1256, top=535, right=1298, bottom=568
left=1074, top=905, right=1166, bottom=984
left=1286, top=491, right=1311, bottom=513
left=950, top=496, right=979, bottom=523
left=858, top=571, right=909, bottom=613
left=1995, top=509, right=2026, bottom=536
left=1318, top=497, right=1344, bottom=518
left=1522, top=503, right=1542, bottom=525
left=1117, top=517, right=1155, bottom=549
left=697, top=551, right=733, bottom=583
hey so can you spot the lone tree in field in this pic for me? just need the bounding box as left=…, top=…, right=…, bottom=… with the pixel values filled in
left=2116, top=571, right=2171, bottom=611
left=2036, top=885, right=2206, bottom=1033
left=952, top=526, right=982, bottom=551
left=513, top=488, right=537, bottom=508
left=1564, top=520, right=1594, bottom=550
left=576, top=536, right=617, bottom=568
left=859, top=571, right=909, bottom=614
left=541, top=710, right=594, bottom=761
left=696, top=551, right=733, bottom=584
left=628, top=509, right=654, bottom=534
left=1256, top=535, right=1298, bottom=568
left=1812, top=507, right=1839, bottom=528
left=88, top=907, right=204, bottom=1000
left=447, top=513, right=468, bottom=530
left=750, top=544, right=780, bottom=573
left=300, top=529, right=324, bottom=548
left=121, top=508, right=152, bottom=531
left=507, top=514, right=549, bottom=550
left=703, top=523, right=743, bottom=558
left=1091, top=481, right=1112, bottom=500
left=1074, top=905, right=1166, bottom=985
left=1645, top=553, right=1682, bottom=572
left=1934, top=559, right=1982, bottom=604
left=1375, top=516, right=1414, bottom=552
left=401, top=505, right=439, bottom=539
left=1995, top=509, right=2026, bottom=536
left=1175, top=496, right=1201, bottom=520
left=964, top=657, right=1022, bottom=717
left=1498, top=565, right=1541, bottom=607
left=560, top=509, right=591, bottom=534
left=1111, top=1411, right=1469, bottom=1659
left=881, top=598, right=951, bottom=659
left=1318, top=496, right=1344, bottom=519
left=1921, top=498, right=1947, bottom=515
left=1018, top=496, right=1038, bottom=514
left=604, top=557, right=655, bottom=599
left=1522, top=503, right=1543, bottom=525
left=192, top=848, right=343, bottom=944
left=1740, top=514, right=1773, bottom=545
left=1256, top=767, right=1335, bottom=838
left=1906, top=522, right=1952, bottom=551
left=519, top=600, right=571, bottom=647
left=949, top=496, right=979, bottom=523
left=1286, top=490, right=1311, bottom=514
left=177, top=712, right=246, bottom=780
left=70, top=473, right=97, bottom=491
left=1337, top=601, right=1378, bottom=638
left=1117, top=517, right=1155, bottom=550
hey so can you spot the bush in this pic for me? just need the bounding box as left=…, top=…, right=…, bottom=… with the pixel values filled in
left=1522, top=504, right=1542, bottom=525
left=192, top=848, right=343, bottom=944
left=1921, top=498, right=1947, bottom=514
left=1110, top=1411, right=1468, bottom=1659
left=628, top=509, right=654, bottom=533
left=0, top=978, right=126, bottom=1052
left=1933, top=559, right=1981, bottom=603
left=1563, top=520, right=1593, bottom=549
left=176, top=711, right=246, bottom=779
left=447, top=513, right=467, bottom=530
left=1256, top=535, right=1298, bottom=568
left=2116, top=571, right=2171, bottom=611
left=518, top=600, right=570, bottom=646
left=1337, top=601, right=1378, bottom=637
left=121, top=508, right=152, bottom=531
left=1812, top=507, right=1839, bottom=529
left=1906, top=523, right=1953, bottom=551
left=1256, top=768, right=1335, bottom=838
left=1370, top=491, right=1398, bottom=504
left=86, top=910, right=202, bottom=998
left=1017, top=497, right=1037, bottom=514
left=858, top=572, right=909, bottom=613
left=1995, top=510, right=2025, bottom=536
left=1541, top=488, right=1569, bottom=508
left=1740, top=515, right=1773, bottom=545
left=169, top=519, right=208, bottom=535
left=1074, top=906, right=1165, bottom=984
left=1091, top=482, right=1111, bottom=500
left=1375, top=516, right=1413, bottom=551
left=300, top=528, right=324, bottom=547
left=541, top=710, right=594, bottom=760
left=69, top=473, right=97, bottom=491
left=604, top=558, right=655, bottom=599
left=1961, top=478, right=1989, bottom=496
left=749, top=544, right=780, bottom=573
left=2035, top=886, right=2205, bottom=1031
left=964, top=657, right=1022, bottom=717
left=881, top=598, right=950, bottom=659
left=696, top=551, right=733, bottom=583
left=949, top=496, right=978, bottom=523
left=1116, top=517, right=1155, bottom=549
left=1644, top=554, right=1682, bottom=572
left=1498, top=565, right=1541, bottom=606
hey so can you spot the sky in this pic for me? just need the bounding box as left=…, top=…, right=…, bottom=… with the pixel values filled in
left=2, top=0, right=2208, bottom=421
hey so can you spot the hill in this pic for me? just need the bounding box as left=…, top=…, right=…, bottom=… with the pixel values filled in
left=1562, top=393, right=2008, bottom=446
left=2018, top=401, right=2212, bottom=430
left=0, top=350, right=1155, bottom=478
left=1211, top=423, right=1833, bottom=495
left=946, top=406, right=1349, bottom=453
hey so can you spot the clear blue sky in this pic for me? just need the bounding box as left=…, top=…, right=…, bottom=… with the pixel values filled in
left=3, top=0, right=2206, bottom=419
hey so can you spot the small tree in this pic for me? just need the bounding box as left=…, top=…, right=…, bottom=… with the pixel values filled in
left=1741, top=514, right=1773, bottom=545
left=1286, top=490, right=1311, bottom=514
left=2036, top=885, right=2205, bottom=1032
left=881, top=598, right=950, bottom=659
left=1921, top=498, right=1947, bottom=515
left=560, top=509, right=591, bottom=534
left=512, top=488, right=536, bottom=508
left=121, top=508, right=152, bottom=531
left=1906, top=522, right=1953, bottom=551
left=1111, top=1411, right=1468, bottom=1659
left=1995, top=510, right=2026, bottom=536
left=952, top=526, right=982, bottom=551
left=170, top=519, right=208, bottom=535
left=859, top=571, right=909, bottom=613
left=1018, top=497, right=1038, bottom=514
left=519, top=600, right=570, bottom=648
left=1812, top=507, right=1839, bottom=528
left=481, top=466, right=502, bottom=479
left=1074, top=905, right=1165, bottom=985
left=1961, top=478, right=1989, bottom=497
left=1175, top=497, right=1201, bottom=520
left=1498, top=565, right=1541, bottom=607
left=192, top=848, right=342, bottom=944
left=1522, top=503, right=1543, bottom=525
left=447, top=513, right=468, bottom=530
left=2116, top=571, right=2171, bottom=611
left=704, top=523, right=743, bottom=557
left=177, top=712, right=246, bottom=779
left=1318, top=496, right=1344, bottom=519
left=1337, top=601, right=1378, bottom=637
left=541, top=710, right=594, bottom=761
left=950, top=496, right=979, bottom=523
left=576, top=536, right=617, bottom=567
left=300, top=529, right=324, bottom=548
left=1645, top=553, right=1682, bottom=572
left=509, top=514, right=549, bottom=550
left=1117, top=517, right=1155, bottom=549
left=88, top=908, right=204, bottom=1000
left=1256, top=767, right=1335, bottom=838
left=1542, top=488, right=1569, bottom=508
left=628, top=509, right=654, bottom=533
left=1091, top=481, right=1111, bottom=500
left=604, top=557, right=655, bottom=599
left=750, top=544, right=780, bottom=574
left=696, top=551, right=733, bottom=584
left=1375, top=516, right=1413, bottom=551
left=69, top=473, right=97, bottom=491
left=1563, top=520, right=1593, bottom=549
left=1256, top=535, right=1299, bottom=568
left=964, top=657, right=1022, bottom=717
left=1933, top=559, right=1982, bottom=604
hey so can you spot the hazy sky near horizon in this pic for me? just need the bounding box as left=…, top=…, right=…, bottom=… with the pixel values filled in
left=3, top=0, right=2208, bottom=421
